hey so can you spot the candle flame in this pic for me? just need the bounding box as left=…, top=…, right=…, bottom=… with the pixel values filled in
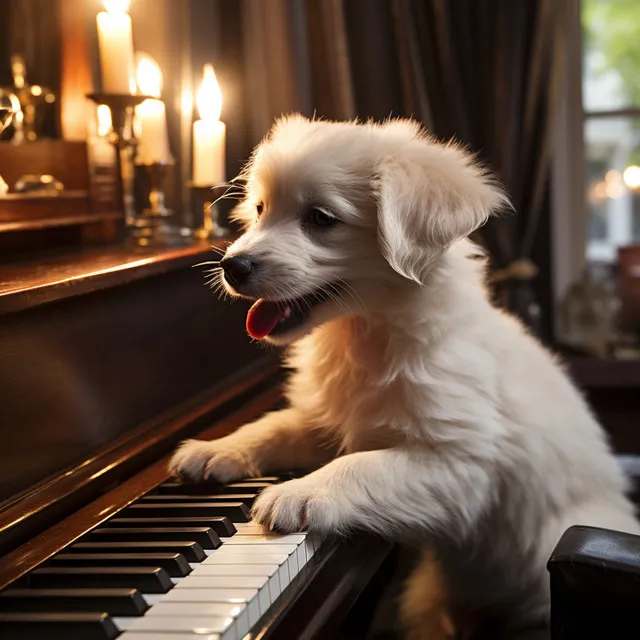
left=197, top=64, right=222, bottom=122
left=104, top=0, right=131, bottom=13
left=136, top=54, right=162, bottom=98
left=97, top=104, right=112, bottom=136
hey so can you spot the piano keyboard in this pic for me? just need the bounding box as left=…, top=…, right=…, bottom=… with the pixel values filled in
left=0, top=475, right=325, bottom=640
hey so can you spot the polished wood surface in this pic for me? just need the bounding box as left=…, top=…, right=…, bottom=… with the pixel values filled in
left=0, top=239, right=218, bottom=314
left=0, top=241, right=270, bottom=504
left=0, top=141, right=89, bottom=194
left=0, top=380, right=282, bottom=592
left=0, top=361, right=281, bottom=558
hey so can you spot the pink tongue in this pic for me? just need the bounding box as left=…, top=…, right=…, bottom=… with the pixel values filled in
left=246, top=299, right=285, bottom=339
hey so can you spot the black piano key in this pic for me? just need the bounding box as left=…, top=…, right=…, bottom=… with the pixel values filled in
left=28, top=566, right=173, bottom=594
left=108, top=516, right=237, bottom=537
left=85, top=527, right=222, bottom=549
left=50, top=553, right=191, bottom=577
left=69, top=540, right=206, bottom=562
left=0, top=588, right=148, bottom=616
left=0, top=612, right=119, bottom=640
left=156, top=481, right=271, bottom=495
left=123, top=501, right=251, bottom=522
left=140, top=493, right=258, bottom=507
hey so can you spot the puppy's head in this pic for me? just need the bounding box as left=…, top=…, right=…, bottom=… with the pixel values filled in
left=219, top=115, right=507, bottom=344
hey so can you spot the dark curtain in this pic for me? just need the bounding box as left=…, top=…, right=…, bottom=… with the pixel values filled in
left=389, top=0, right=569, bottom=335
left=233, top=0, right=569, bottom=335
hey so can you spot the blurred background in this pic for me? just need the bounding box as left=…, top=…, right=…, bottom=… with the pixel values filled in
left=1, top=0, right=640, bottom=451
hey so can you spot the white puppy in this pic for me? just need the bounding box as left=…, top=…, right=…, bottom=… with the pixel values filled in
left=169, top=116, right=639, bottom=638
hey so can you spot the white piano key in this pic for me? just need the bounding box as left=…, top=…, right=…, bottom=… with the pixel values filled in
left=161, top=587, right=261, bottom=627
left=226, top=533, right=307, bottom=544
left=214, top=543, right=302, bottom=575
left=174, top=575, right=271, bottom=615
left=204, top=552, right=290, bottom=564
left=233, top=526, right=324, bottom=557
left=224, top=534, right=311, bottom=561
left=191, top=563, right=282, bottom=600
left=113, top=618, right=135, bottom=631
left=202, top=552, right=291, bottom=589
left=124, top=615, right=234, bottom=640
left=144, top=601, right=249, bottom=638
left=215, top=543, right=298, bottom=555
left=233, top=523, right=273, bottom=533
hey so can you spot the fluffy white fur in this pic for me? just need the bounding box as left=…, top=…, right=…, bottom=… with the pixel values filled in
left=169, top=116, right=640, bottom=637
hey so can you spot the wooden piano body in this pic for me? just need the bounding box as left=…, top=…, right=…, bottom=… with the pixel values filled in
left=0, top=243, right=391, bottom=639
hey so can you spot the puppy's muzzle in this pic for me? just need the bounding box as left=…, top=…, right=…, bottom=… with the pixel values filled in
left=221, top=254, right=255, bottom=289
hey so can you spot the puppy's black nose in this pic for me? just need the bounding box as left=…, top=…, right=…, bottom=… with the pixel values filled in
left=221, top=255, right=255, bottom=287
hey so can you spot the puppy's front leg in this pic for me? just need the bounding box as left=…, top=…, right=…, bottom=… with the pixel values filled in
left=252, top=447, right=493, bottom=536
left=169, top=408, right=337, bottom=483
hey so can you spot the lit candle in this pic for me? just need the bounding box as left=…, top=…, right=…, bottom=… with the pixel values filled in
left=96, top=0, right=136, bottom=94
left=91, top=104, right=115, bottom=165
left=193, top=64, right=226, bottom=187
left=135, top=54, right=171, bottom=164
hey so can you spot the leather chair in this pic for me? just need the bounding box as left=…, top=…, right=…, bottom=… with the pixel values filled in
left=473, top=456, right=640, bottom=640
left=546, top=455, right=640, bottom=639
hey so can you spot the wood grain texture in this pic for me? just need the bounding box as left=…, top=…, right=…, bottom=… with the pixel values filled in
left=0, top=239, right=218, bottom=314
left=0, top=381, right=283, bottom=591
left=0, top=246, right=270, bottom=503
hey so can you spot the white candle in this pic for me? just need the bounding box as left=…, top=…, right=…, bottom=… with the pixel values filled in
left=135, top=55, right=171, bottom=164
left=193, top=64, right=226, bottom=186
left=97, top=0, right=135, bottom=94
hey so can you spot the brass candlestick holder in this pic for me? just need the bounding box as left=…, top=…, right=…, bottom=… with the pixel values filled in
left=132, top=161, right=175, bottom=247
left=0, top=106, right=14, bottom=195
left=2, top=54, right=55, bottom=142
left=192, top=185, right=230, bottom=240
left=87, top=93, right=152, bottom=228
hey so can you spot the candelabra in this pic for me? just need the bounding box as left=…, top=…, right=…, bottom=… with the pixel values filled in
left=132, top=160, right=175, bottom=246
left=192, top=185, right=230, bottom=240
left=87, top=93, right=151, bottom=229
left=0, top=105, right=14, bottom=195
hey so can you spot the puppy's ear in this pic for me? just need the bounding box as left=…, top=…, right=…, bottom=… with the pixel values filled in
left=376, top=133, right=508, bottom=284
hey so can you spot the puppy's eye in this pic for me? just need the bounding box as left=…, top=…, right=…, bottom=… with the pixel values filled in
left=256, top=203, right=264, bottom=216
left=307, top=208, right=338, bottom=227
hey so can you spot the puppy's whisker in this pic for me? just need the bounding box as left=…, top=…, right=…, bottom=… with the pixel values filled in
left=211, top=188, right=246, bottom=207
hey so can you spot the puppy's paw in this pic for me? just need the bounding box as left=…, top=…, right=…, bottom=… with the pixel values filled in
left=251, top=478, right=345, bottom=534
left=168, top=439, right=252, bottom=483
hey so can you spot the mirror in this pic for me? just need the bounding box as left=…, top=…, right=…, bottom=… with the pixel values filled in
left=0, top=0, right=61, bottom=142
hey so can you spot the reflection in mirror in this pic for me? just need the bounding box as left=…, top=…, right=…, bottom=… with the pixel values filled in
left=0, top=0, right=60, bottom=141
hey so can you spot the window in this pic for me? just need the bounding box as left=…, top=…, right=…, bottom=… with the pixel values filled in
left=582, top=0, right=640, bottom=264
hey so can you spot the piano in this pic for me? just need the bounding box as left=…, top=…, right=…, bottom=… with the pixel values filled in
left=0, top=242, right=392, bottom=640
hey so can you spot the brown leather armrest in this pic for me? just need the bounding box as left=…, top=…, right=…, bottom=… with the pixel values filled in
left=547, top=525, right=640, bottom=639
